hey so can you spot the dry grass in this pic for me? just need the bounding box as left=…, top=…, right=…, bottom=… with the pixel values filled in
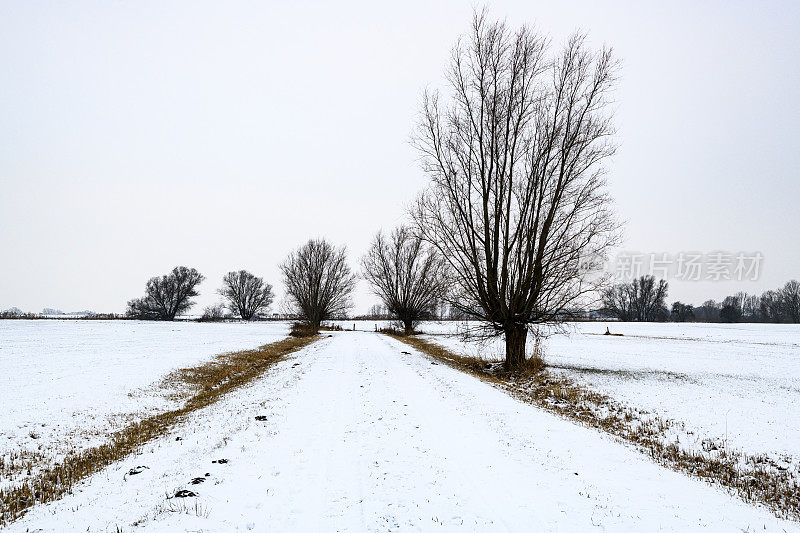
left=0, top=334, right=318, bottom=526
left=0, top=450, right=47, bottom=488
left=389, top=334, right=800, bottom=521
left=289, top=322, right=320, bottom=337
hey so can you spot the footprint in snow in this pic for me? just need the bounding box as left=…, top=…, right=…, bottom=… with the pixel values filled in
left=173, top=489, right=197, bottom=498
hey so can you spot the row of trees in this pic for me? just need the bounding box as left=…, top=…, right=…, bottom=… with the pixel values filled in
left=125, top=232, right=442, bottom=333
left=127, top=268, right=274, bottom=321
left=685, top=281, right=800, bottom=323
left=131, top=9, right=622, bottom=370
left=600, top=276, right=800, bottom=323
left=126, top=239, right=361, bottom=326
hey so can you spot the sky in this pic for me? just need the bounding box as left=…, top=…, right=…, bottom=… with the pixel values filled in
left=1, top=0, right=799, bottom=315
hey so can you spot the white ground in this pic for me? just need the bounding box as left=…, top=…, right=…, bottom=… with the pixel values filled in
left=0, top=319, right=290, bottom=488
left=422, top=321, right=800, bottom=467
left=6, top=331, right=798, bottom=532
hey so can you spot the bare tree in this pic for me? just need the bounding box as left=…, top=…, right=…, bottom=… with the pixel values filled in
left=695, top=299, right=720, bottom=322
left=361, top=226, right=449, bottom=334
left=670, top=301, right=694, bottom=322
left=757, top=291, right=782, bottom=322
left=218, top=270, right=274, bottom=320
left=781, top=280, right=800, bottom=323
left=127, top=266, right=204, bottom=320
left=411, top=10, right=619, bottom=369
left=367, top=303, right=389, bottom=320
left=720, top=294, right=743, bottom=323
left=280, top=239, right=356, bottom=329
left=602, top=276, right=669, bottom=322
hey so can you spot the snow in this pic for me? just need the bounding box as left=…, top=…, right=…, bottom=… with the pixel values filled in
left=6, top=331, right=798, bottom=532
left=422, top=321, right=800, bottom=470
left=0, top=319, right=290, bottom=488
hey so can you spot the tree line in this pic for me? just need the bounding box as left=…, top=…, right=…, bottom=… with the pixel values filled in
left=126, top=230, right=444, bottom=332
left=127, top=267, right=274, bottom=321
left=601, top=275, right=800, bottom=323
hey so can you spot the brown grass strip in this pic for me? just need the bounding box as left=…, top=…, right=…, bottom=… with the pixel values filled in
left=0, top=334, right=319, bottom=526
left=389, top=333, right=800, bottom=522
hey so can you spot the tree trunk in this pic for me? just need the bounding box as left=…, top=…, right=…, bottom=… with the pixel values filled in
left=504, top=325, right=527, bottom=370
left=403, top=319, right=414, bottom=335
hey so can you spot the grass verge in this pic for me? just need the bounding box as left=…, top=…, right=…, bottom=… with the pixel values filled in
left=0, top=334, right=319, bottom=526
left=388, top=333, right=800, bottom=522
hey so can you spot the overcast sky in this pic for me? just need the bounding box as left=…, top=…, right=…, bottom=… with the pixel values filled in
left=1, top=1, right=798, bottom=315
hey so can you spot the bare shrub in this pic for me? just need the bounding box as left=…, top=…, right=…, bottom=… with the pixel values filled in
left=199, top=303, right=226, bottom=322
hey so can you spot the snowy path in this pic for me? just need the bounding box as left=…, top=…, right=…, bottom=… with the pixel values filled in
left=8, top=331, right=799, bottom=532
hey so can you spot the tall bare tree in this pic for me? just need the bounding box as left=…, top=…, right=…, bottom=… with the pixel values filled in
left=280, top=239, right=356, bottom=328
left=219, top=270, right=274, bottom=320
left=127, top=266, right=204, bottom=320
left=361, top=226, right=449, bottom=334
left=412, top=10, right=619, bottom=369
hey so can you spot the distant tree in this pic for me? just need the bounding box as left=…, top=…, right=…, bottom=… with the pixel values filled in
left=411, top=10, right=619, bottom=369
left=781, top=280, right=800, bottom=323
left=218, top=270, right=274, bottom=320
left=200, top=303, right=227, bottom=322
left=694, top=299, right=720, bottom=322
left=757, top=290, right=783, bottom=322
left=602, top=284, right=634, bottom=321
left=361, top=227, right=449, bottom=334
left=367, top=303, right=389, bottom=320
left=126, top=266, right=204, bottom=320
left=671, top=301, right=695, bottom=322
left=719, top=294, right=743, bottom=323
left=602, top=276, right=669, bottom=321
left=717, top=292, right=760, bottom=323
left=741, top=292, right=760, bottom=321
left=280, top=239, right=356, bottom=329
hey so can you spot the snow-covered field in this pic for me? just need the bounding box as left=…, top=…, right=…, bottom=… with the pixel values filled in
left=421, top=321, right=800, bottom=470
left=6, top=331, right=799, bottom=532
left=3, top=320, right=799, bottom=530
left=0, top=319, right=290, bottom=489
